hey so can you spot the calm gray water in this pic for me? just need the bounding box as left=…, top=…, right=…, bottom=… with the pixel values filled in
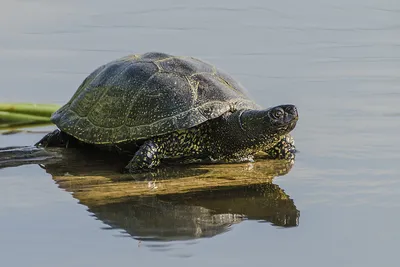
left=1, top=0, right=400, bottom=266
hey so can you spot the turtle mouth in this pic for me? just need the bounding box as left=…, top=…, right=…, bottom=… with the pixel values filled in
left=287, top=120, right=297, bottom=131
left=276, top=119, right=297, bottom=133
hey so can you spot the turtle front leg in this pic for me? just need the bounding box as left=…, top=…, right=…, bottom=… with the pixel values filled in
left=126, top=140, right=162, bottom=173
left=264, top=134, right=297, bottom=160
left=35, top=129, right=71, bottom=148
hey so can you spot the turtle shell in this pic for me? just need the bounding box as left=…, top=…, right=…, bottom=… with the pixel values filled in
left=51, top=52, right=260, bottom=144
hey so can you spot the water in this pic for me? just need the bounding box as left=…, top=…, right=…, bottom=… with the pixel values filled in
left=1, top=0, right=400, bottom=266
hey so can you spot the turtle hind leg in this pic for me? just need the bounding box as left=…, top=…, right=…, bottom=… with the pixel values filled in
left=125, top=140, right=162, bottom=173
left=35, top=129, right=71, bottom=148
left=264, top=134, right=297, bottom=160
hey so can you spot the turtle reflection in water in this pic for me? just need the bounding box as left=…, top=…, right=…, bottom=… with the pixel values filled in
left=87, top=183, right=299, bottom=242
left=36, top=52, right=299, bottom=172
left=42, top=154, right=299, bottom=242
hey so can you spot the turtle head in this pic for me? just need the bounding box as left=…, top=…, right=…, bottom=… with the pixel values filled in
left=239, top=104, right=298, bottom=137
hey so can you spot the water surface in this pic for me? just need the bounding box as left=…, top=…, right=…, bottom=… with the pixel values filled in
left=1, top=0, right=399, bottom=266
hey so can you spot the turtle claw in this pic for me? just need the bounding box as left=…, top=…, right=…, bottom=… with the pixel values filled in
left=126, top=140, right=161, bottom=173
left=35, top=129, right=68, bottom=148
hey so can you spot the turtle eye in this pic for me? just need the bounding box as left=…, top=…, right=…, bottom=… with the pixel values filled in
left=272, top=108, right=284, bottom=119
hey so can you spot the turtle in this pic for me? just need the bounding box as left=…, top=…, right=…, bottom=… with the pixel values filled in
left=35, top=52, right=299, bottom=173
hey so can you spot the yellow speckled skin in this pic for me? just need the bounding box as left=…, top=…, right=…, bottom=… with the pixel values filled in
left=125, top=106, right=298, bottom=172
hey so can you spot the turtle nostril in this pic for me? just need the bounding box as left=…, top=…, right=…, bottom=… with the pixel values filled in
left=285, top=105, right=298, bottom=117
left=292, top=106, right=298, bottom=116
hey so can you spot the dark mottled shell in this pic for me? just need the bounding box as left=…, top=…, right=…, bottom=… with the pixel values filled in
left=51, top=52, right=260, bottom=144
